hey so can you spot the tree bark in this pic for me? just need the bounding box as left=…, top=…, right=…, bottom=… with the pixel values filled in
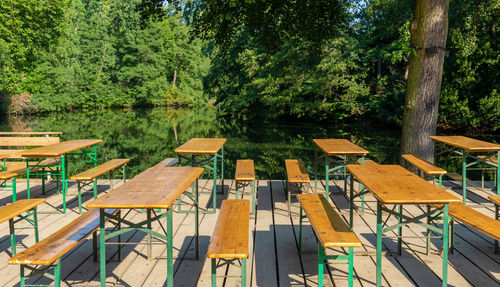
left=172, top=54, right=178, bottom=88
left=400, top=0, right=449, bottom=163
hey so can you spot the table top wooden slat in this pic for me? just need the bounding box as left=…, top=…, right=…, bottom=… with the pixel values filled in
left=297, top=194, right=362, bottom=248
left=0, top=137, right=60, bottom=147
left=430, top=136, right=500, bottom=152
left=207, top=199, right=249, bottom=258
left=489, top=195, right=500, bottom=206
left=402, top=154, right=447, bottom=175
left=18, top=139, right=103, bottom=157
left=313, top=139, right=369, bottom=156
left=174, top=138, right=227, bottom=155
left=70, top=159, right=130, bottom=181
left=8, top=208, right=115, bottom=265
left=285, top=159, right=310, bottom=183
left=87, top=166, right=204, bottom=209
left=0, top=199, right=46, bottom=223
left=347, top=165, right=461, bottom=204
left=0, top=132, right=62, bottom=135
left=235, top=159, right=255, bottom=181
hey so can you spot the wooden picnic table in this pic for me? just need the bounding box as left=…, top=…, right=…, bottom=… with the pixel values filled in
left=313, top=139, right=369, bottom=202
left=87, top=164, right=204, bottom=287
left=431, top=136, right=500, bottom=205
left=347, top=164, right=460, bottom=287
left=17, top=139, right=103, bottom=213
left=174, top=138, right=226, bottom=213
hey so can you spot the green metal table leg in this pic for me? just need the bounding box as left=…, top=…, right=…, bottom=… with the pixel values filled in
left=343, top=157, right=348, bottom=193
left=9, top=218, right=16, bottom=255
left=77, top=182, right=82, bottom=214
left=195, top=179, right=199, bottom=260
left=42, top=174, right=45, bottom=195
left=62, top=155, right=67, bottom=214
left=213, top=154, right=217, bottom=211
left=426, top=205, right=431, bottom=255
left=376, top=202, right=382, bottom=287
left=450, top=219, right=455, bottom=254
left=462, top=152, right=467, bottom=205
left=442, top=204, right=449, bottom=287
left=211, top=259, right=216, bottom=287
left=299, top=207, right=303, bottom=253
left=497, top=151, right=500, bottom=196
left=325, top=157, right=330, bottom=200
left=93, top=178, right=98, bottom=199
left=26, top=162, right=31, bottom=199
left=20, top=265, right=25, bottom=287
left=147, top=209, right=152, bottom=259
left=495, top=204, right=499, bottom=253
left=54, top=258, right=61, bottom=287
left=167, top=207, right=173, bottom=287
left=252, top=180, right=256, bottom=214
left=287, top=181, right=291, bottom=217
left=349, top=176, right=354, bottom=229
left=398, top=205, right=403, bottom=256
left=99, top=209, right=106, bottom=287
left=241, top=258, right=247, bottom=287
left=348, top=247, right=354, bottom=287
left=221, top=145, right=224, bottom=193
left=360, top=157, right=365, bottom=212
left=33, top=207, right=39, bottom=242
left=12, top=177, right=16, bottom=202
left=318, top=244, right=324, bottom=287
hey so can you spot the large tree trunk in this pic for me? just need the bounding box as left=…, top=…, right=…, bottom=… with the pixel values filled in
left=400, top=0, right=449, bottom=163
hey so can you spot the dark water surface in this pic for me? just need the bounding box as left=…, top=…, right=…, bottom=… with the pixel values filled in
left=1, top=107, right=498, bottom=180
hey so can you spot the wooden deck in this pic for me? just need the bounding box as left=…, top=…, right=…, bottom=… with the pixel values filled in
left=0, top=176, right=499, bottom=286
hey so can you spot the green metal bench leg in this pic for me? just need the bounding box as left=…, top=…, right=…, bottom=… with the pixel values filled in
left=325, top=157, right=330, bottom=200
left=241, top=258, right=247, bottom=287
left=348, top=247, right=354, bottom=287
left=20, top=265, right=25, bottom=287
left=252, top=180, right=256, bottom=214
left=235, top=181, right=239, bottom=199
left=211, top=259, right=216, bottom=287
left=9, top=218, right=16, bottom=255
left=442, top=204, right=449, bottom=287
left=318, top=244, right=324, bottom=287
left=54, top=258, right=62, bottom=287
left=438, top=174, right=443, bottom=188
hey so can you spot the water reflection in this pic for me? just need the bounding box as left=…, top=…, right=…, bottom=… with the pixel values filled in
left=2, top=107, right=497, bottom=180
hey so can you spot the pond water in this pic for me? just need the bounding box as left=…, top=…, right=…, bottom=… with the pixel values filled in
left=1, top=107, right=498, bottom=180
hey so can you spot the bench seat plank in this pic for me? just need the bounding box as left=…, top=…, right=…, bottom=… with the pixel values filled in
left=8, top=208, right=116, bottom=265
left=297, top=194, right=362, bottom=248
left=357, top=159, right=379, bottom=167
left=285, top=159, right=310, bottom=183
left=207, top=200, right=249, bottom=259
left=489, top=195, right=500, bottom=206
left=402, top=154, right=447, bottom=175
left=70, top=159, right=130, bottom=181
left=0, top=199, right=45, bottom=223
left=235, top=159, right=255, bottom=181
left=478, top=156, right=498, bottom=164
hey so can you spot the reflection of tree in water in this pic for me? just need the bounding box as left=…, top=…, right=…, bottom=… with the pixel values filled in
left=7, top=108, right=496, bottom=181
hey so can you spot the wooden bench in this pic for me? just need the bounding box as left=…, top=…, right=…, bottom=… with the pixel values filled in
left=285, top=159, right=310, bottom=217
left=428, top=197, right=500, bottom=255
left=9, top=208, right=119, bottom=287
left=207, top=199, right=249, bottom=287
left=297, top=194, right=361, bottom=287
left=70, top=159, right=130, bottom=213
left=0, top=133, right=62, bottom=202
left=402, top=154, right=447, bottom=187
left=0, top=199, right=45, bottom=255
left=235, top=159, right=256, bottom=214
